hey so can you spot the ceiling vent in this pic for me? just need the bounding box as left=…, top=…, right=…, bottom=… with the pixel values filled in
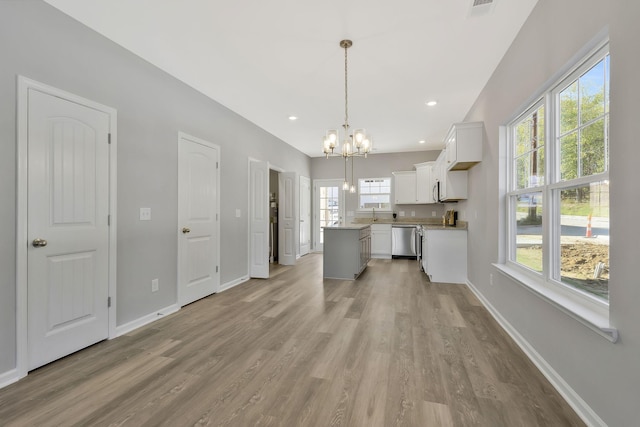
left=469, top=0, right=495, bottom=16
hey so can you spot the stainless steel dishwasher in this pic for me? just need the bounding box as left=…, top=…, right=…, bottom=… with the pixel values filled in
left=391, top=225, right=417, bottom=259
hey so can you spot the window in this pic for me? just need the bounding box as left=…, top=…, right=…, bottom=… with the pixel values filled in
left=358, top=177, right=391, bottom=211
left=506, top=44, right=610, bottom=305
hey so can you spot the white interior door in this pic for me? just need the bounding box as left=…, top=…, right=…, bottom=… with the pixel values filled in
left=313, top=179, right=344, bottom=251
left=279, top=172, right=298, bottom=265
left=27, top=88, right=110, bottom=370
left=178, top=133, right=220, bottom=306
left=250, top=160, right=269, bottom=278
left=299, top=176, right=311, bottom=256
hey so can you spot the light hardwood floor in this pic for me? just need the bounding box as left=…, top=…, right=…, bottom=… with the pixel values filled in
left=0, top=254, right=585, bottom=426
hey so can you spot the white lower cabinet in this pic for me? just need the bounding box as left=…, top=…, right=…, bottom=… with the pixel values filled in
left=371, top=224, right=392, bottom=259
left=422, top=228, right=467, bottom=283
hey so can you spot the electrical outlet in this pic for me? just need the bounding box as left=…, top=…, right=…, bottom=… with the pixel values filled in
left=235, top=209, right=241, bottom=218
left=152, top=278, right=159, bottom=292
left=489, top=273, right=494, bottom=286
left=432, top=211, right=436, bottom=217
left=399, top=211, right=405, bottom=217
left=411, top=211, right=415, bottom=217
left=140, top=207, right=151, bottom=221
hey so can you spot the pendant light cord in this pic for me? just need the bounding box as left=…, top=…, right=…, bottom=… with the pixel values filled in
left=344, top=42, right=349, bottom=131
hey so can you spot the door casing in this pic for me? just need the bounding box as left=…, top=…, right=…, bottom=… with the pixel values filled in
left=299, top=176, right=311, bottom=256
left=15, top=76, right=118, bottom=380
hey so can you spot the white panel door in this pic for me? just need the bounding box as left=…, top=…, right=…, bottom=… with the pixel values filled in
left=249, top=160, right=269, bottom=278
left=27, top=89, right=110, bottom=370
left=178, top=134, right=220, bottom=306
left=299, top=176, right=311, bottom=256
left=279, top=172, right=298, bottom=265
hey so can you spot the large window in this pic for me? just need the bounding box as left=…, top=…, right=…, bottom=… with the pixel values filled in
left=358, top=178, right=391, bottom=211
left=506, top=44, right=610, bottom=305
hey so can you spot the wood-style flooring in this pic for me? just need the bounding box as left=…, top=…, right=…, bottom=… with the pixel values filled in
left=0, top=254, right=585, bottom=426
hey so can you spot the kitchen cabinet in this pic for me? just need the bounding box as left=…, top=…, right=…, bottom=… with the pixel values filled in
left=445, top=121, right=484, bottom=171
left=370, top=224, right=392, bottom=259
left=422, top=228, right=467, bottom=283
left=435, top=149, right=468, bottom=201
left=371, top=224, right=391, bottom=258
left=323, top=225, right=371, bottom=279
left=415, top=161, right=435, bottom=203
left=393, top=162, right=437, bottom=205
left=393, top=171, right=417, bottom=204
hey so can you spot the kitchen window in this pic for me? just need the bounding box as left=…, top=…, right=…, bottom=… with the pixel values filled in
left=358, top=177, right=391, bottom=211
left=501, top=41, right=611, bottom=336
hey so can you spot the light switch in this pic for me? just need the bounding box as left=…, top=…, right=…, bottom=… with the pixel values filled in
left=140, top=207, right=151, bottom=221
left=235, top=209, right=241, bottom=218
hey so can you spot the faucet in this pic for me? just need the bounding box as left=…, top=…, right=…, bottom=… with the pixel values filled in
left=372, top=207, right=378, bottom=222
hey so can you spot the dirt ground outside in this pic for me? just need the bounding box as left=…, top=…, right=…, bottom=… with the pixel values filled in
left=518, top=241, right=609, bottom=299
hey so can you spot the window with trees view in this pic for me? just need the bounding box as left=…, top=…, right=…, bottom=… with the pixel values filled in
left=507, top=44, right=610, bottom=303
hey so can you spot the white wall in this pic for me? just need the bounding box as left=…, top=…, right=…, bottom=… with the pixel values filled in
left=459, top=1, right=640, bottom=425
left=0, top=1, right=310, bottom=374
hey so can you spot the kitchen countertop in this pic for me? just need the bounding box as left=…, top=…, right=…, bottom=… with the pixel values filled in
left=322, top=223, right=371, bottom=230
left=352, top=218, right=468, bottom=230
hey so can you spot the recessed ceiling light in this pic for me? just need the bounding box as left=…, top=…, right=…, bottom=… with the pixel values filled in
left=419, top=140, right=426, bottom=144
left=426, top=100, right=437, bottom=107
left=288, top=116, right=298, bottom=121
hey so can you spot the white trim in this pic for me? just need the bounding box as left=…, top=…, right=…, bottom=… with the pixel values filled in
left=219, top=275, right=250, bottom=292
left=115, top=304, right=180, bottom=337
left=0, top=368, right=21, bottom=390
left=16, top=76, right=118, bottom=379
left=466, top=279, right=608, bottom=427
left=177, top=132, right=221, bottom=306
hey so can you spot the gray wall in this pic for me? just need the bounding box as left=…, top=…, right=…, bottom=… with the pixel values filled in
left=0, top=1, right=310, bottom=373
left=311, top=151, right=446, bottom=228
left=458, top=1, right=639, bottom=425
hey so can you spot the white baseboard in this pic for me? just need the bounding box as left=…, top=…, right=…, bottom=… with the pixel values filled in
left=0, top=368, right=21, bottom=390
left=219, top=275, right=250, bottom=292
left=115, top=303, right=180, bottom=337
left=115, top=273, right=252, bottom=338
left=465, top=280, right=606, bottom=427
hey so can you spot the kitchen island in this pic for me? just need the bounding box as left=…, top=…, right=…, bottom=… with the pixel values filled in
left=322, top=224, right=371, bottom=280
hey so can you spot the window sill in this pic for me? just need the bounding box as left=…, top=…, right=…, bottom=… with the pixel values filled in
left=492, top=263, right=618, bottom=343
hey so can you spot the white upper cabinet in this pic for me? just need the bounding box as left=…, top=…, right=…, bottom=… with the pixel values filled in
left=435, top=149, right=467, bottom=202
left=393, top=161, right=437, bottom=205
left=445, top=121, right=484, bottom=171
left=415, top=161, right=435, bottom=204
left=393, top=171, right=417, bottom=204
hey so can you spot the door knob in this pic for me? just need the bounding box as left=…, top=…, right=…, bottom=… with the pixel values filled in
left=182, top=227, right=191, bottom=234
left=32, top=238, right=48, bottom=247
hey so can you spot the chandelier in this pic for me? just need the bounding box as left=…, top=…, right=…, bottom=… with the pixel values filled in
left=322, top=39, right=372, bottom=193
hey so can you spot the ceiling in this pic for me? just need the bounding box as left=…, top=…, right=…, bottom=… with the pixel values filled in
left=44, top=0, right=538, bottom=157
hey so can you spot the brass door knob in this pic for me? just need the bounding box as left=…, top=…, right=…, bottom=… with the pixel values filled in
left=182, top=227, right=191, bottom=234
left=32, top=238, right=48, bottom=247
